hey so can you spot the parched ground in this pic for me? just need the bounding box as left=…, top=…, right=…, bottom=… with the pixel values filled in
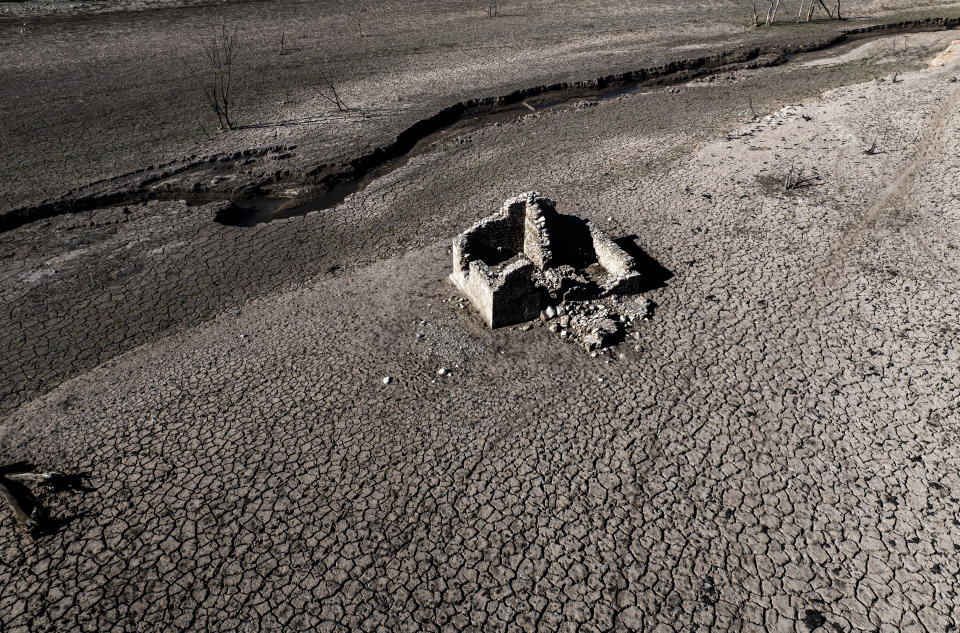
left=2, top=5, right=960, bottom=633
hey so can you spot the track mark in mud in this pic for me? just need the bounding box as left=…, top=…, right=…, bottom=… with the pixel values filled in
left=823, top=82, right=960, bottom=278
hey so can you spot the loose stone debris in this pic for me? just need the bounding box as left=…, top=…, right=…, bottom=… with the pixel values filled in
left=450, top=192, right=655, bottom=351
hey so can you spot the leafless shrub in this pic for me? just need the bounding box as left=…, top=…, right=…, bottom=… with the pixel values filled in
left=279, top=30, right=289, bottom=56
left=195, top=116, right=216, bottom=142
left=487, top=0, right=499, bottom=17
left=190, top=23, right=240, bottom=131
left=752, top=1, right=760, bottom=26
left=783, top=164, right=805, bottom=190
left=313, top=59, right=349, bottom=112
left=748, top=95, right=757, bottom=120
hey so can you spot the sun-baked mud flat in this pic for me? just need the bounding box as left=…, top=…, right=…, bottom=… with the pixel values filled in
left=2, top=3, right=960, bottom=633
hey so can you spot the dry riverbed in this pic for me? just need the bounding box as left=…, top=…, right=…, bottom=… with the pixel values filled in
left=1, top=6, right=960, bottom=633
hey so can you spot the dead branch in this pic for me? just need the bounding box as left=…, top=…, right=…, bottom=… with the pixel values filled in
left=0, top=479, right=35, bottom=530
left=5, top=471, right=65, bottom=484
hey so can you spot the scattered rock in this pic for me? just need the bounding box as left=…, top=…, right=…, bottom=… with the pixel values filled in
left=437, top=367, right=449, bottom=376
left=382, top=376, right=392, bottom=385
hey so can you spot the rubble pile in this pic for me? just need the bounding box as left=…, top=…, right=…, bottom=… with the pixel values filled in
left=539, top=296, right=653, bottom=351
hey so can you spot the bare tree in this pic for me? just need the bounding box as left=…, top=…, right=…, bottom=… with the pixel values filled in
left=798, top=0, right=834, bottom=22
left=191, top=23, right=240, bottom=131
left=758, top=0, right=842, bottom=26
left=765, top=0, right=782, bottom=26
left=783, top=163, right=816, bottom=189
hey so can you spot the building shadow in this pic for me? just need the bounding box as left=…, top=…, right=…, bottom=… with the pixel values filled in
left=613, top=235, right=673, bottom=292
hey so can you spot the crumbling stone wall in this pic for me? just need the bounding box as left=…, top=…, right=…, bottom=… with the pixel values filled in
left=450, top=193, right=549, bottom=327
left=522, top=197, right=554, bottom=269
left=450, top=192, right=644, bottom=330
left=590, top=227, right=643, bottom=294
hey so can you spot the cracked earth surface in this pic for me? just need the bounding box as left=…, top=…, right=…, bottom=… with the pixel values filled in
left=2, top=27, right=960, bottom=633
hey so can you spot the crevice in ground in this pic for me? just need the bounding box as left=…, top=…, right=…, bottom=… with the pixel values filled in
left=1, top=15, right=958, bottom=233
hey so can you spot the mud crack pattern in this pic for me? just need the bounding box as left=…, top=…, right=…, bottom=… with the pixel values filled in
left=2, top=31, right=960, bottom=633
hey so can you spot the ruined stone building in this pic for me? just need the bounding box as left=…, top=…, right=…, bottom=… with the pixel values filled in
left=450, top=192, right=643, bottom=328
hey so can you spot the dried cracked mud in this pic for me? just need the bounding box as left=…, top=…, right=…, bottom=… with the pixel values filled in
left=2, top=3, right=960, bottom=633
